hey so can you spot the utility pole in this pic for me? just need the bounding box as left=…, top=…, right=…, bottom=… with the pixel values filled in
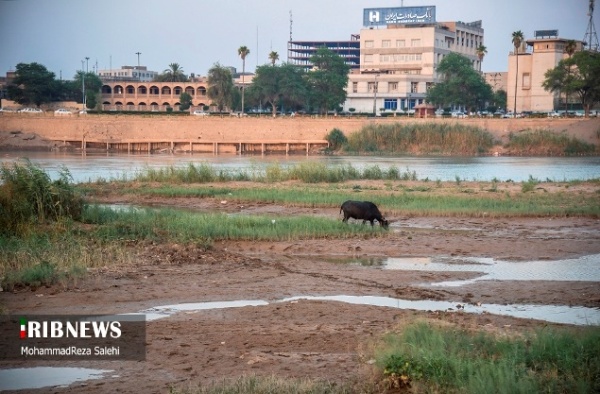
left=81, top=60, right=85, bottom=111
left=85, top=57, right=89, bottom=73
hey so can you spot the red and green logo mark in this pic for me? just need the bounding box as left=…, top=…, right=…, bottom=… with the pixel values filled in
left=20, top=318, right=27, bottom=339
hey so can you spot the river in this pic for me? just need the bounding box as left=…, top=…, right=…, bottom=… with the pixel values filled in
left=2, top=151, right=599, bottom=183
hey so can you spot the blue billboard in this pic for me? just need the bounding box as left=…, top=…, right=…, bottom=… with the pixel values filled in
left=363, top=6, right=436, bottom=26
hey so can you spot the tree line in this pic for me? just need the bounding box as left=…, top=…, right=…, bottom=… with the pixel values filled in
left=5, top=41, right=599, bottom=115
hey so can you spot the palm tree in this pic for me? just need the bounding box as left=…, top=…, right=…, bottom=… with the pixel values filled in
left=163, top=63, right=186, bottom=82
left=563, top=40, right=577, bottom=113
left=238, top=46, right=250, bottom=114
left=511, top=30, right=524, bottom=116
left=268, top=51, right=279, bottom=66
left=476, top=44, right=487, bottom=72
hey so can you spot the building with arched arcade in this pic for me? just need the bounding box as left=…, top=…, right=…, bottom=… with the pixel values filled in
left=100, top=79, right=212, bottom=112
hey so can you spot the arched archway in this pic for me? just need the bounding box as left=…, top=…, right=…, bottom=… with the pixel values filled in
left=174, top=86, right=183, bottom=95
left=150, top=86, right=159, bottom=95
left=161, top=86, right=171, bottom=95
left=138, top=86, right=147, bottom=94
left=101, top=85, right=112, bottom=94
left=185, top=86, right=194, bottom=96
left=197, top=86, right=207, bottom=96
left=126, top=85, right=135, bottom=94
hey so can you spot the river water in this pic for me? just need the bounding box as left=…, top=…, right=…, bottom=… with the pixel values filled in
left=2, top=151, right=600, bottom=183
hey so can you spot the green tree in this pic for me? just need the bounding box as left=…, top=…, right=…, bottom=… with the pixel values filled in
left=72, top=71, right=102, bottom=108
left=248, top=63, right=307, bottom=117
left=476, top=44, right=487, bottom=70
left=7, top=62, right=56, bottom=107
left=511, top=30, right=524, bottom=115
left=426, top=53, right=492, bottom=111
left=207, top=63, right=234, bottom=113
left=563, top=40, right=578, bottom=113
left=543, top=50, right=600, bottom=116
left=306, top=47, right=349, bottom=115
left=156, top=63, right=187, bottom=82
left=238, top=46, right=250, bottom=114
left=269, top=51, right=279, bottom=66
left=491, top=89, right=507, bottom=112
left=179, top=92, right=193, bottom=111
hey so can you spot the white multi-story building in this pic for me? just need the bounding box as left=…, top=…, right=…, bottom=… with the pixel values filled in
left=344, top=6, right=484, bottom=114
left=97, top=65, right=158, bottom=82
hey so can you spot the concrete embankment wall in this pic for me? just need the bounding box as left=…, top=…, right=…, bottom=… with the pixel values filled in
left=0, top=114, right=597, bottom=144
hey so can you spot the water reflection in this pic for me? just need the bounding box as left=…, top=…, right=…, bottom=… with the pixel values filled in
left=3, top=151, right=599, bottom=183
left=0, top=367, right=113, bottom=391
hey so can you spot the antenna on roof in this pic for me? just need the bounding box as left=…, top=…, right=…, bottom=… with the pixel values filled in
left=584, top=0, right=599, bottom=51
left=289, top=10, right=293, bottom=41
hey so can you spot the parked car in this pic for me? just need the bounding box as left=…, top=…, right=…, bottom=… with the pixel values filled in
left=547, top=111, right=561, bottom=118
left=18, top=107, right=43, bottom=114
left=0, top=107, right=15, bottom=113
left=451, top=111, right=466, bottom=118
left=54, top=108, right=72, bottom=116
left=192, top=110, right=209, bottom=116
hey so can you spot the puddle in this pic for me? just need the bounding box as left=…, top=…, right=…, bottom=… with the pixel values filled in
left=0, top=367, right=113, bottom=391
left=139, top=300, right=269, bottom=321
left=280, top=295, right=600, bottom=326
left=383, top=254, right=600, bottom=286
left=137, top=296, right=600, bottom=326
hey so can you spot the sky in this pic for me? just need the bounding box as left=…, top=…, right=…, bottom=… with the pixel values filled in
left=0, top=0, right=597, bottom=79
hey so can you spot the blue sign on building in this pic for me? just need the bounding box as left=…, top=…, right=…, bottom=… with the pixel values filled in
left=363, top=6, right=436, bottom=27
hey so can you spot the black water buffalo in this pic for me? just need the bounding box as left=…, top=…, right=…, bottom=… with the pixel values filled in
left=340, top=200, right=389, bottom=228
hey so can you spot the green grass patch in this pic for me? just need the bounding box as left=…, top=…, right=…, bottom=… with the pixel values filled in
left=130, top=162, right=418, bottom=184
left=376, top=322, right=600, bottom=393
left=83, top=205, right=386, bottom=243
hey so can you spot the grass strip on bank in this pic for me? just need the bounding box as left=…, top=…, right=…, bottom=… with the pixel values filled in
left=95, top=181, right=600, bottom=218
left=375, top=321, right=600, bottom=394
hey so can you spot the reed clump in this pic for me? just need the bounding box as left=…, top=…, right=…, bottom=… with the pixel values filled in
left=505, top=129, right=597, bottom=156
left=0, top=160, right=84, bottom=236
left=344, top=122, right=497, bottom=155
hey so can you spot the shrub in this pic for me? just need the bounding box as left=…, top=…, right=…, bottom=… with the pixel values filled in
left=325, top=128, right=348, bottom=150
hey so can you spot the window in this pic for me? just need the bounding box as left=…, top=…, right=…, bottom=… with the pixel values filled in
left=382, top=40, right=391, bottom=48
left=411, top=39, right=421, bottom=47
left=365, top=40, right=374, bottom=48
left=384, top=99, right=398, bottom=111
left=367, top=82, right=378, bottom=93
left=411, top=82, right=418, bottom=93
left=522, top=73, right=531, bottom=89
left=388, top=82, right=398, bottom=92
left=396, top=39, right=405, bottom=47
left=364, top=54, right=373, bottom=63
left=352, top=82, right=358, bottom=93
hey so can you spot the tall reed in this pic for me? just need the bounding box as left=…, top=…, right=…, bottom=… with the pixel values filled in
left=0, top=160, right=84, bottom=236
left=506, top=129, right=597, bottom=156
left=345, top=122, right=497, bottom=155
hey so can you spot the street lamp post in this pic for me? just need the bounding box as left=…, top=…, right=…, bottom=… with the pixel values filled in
left=85, top=57, right=89, bottom=73
left=81, top=60, right=85, bottom=111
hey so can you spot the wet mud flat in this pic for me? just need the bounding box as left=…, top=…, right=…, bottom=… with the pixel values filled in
left=1, top=215, right=600, bottom=393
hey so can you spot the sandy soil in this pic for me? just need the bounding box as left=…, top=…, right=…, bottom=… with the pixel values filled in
left=1, top=192, right=599, bottom=393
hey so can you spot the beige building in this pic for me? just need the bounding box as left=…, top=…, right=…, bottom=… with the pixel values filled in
left=100, top=79, right=211, bottom=111
left=483, top=72, right=508, bottom=92
left=344, top=6, right=484, bottom=114
left=507, top=35, right=584, bottom=113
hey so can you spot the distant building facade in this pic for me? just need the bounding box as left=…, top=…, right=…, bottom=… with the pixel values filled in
left=100, top=79, right=211, bottom=111
left=287, top=36, right=361, bottom=71
left=507, top=31, right=584, bottom=113
left=97, top=65, right=158, bottom=82
left=343, top=6, right=485, bottom=114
